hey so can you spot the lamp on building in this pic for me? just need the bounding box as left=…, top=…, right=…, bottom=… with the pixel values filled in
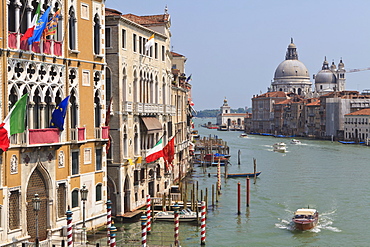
left=32, top=194, right=41, bottom=247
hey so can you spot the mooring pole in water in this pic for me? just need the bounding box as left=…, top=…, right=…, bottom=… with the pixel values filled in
left=173, top=204, right=180, bottom=247
left=106, top=200, right=112, bottom=246
left=140, top=215, right=147, bottom=247
left=246, top=177, right=250, bottom=207
left=146, top=195, right=151, bottom=234
left=238, top=150, right=241, bottom=165
left=237, top=181, right=241, bottom=215
left=253, top=158, right=257, bottom=184
left=205, top=187, right=208, bottom=210
left=212, top=184, right=215, bottom=207
left=200, top=201, right=207, bottom=245
left=215, top=183, right=219, bottom=203
left=217, top=159, right=221, bottom=194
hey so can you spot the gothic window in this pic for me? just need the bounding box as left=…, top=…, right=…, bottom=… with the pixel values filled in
left=33, top=89, right=41, bottom=129
left=105, top=68, right=111, bottom=106
left=123, top=126, right=128, bottom=158
left=134, top=126, right=139, bottom=156
left=93, top=14, right=100, bottom=55
left=70, top=90, right=78, bottom=128
left=57, top=183, right=66, bottom=218
left=94, top=91, right=101, bottom=128
left=68, top=7, right=77, bottom=50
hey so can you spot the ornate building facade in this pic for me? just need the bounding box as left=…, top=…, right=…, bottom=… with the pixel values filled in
left=105, top=8, right=193, bottom=217
left=1, top=0, right=108, bottom=245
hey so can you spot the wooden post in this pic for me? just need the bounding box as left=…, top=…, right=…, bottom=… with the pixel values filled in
left=246, top=177, right=250, bottom=207
left=253, top=158, right=257, bottom=184
left=162, top=193, right=166, bottom=211
left=212, top=184, right=215, bottom=207
left=205, top=187, right=208, bottom=210
left=196, top=181, right=199, bottom=201
left=200, top=190, right=203, bottom=202
left=237, top=181, right=241, bottom=215
left=217, top=159, right=221, bottom=194
left=238, top=150, right=241, bottom=165
left=216, top=183, right=219, bottom=203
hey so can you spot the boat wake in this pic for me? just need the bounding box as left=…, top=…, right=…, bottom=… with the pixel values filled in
left=275, top=209, right=341, bottom=233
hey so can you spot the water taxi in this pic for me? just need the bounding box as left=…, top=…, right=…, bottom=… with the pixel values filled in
left=290, top=139, right=301, bottom=144
left=273, top=142, right=286, bottom=152
left=292, top=208, right=319, bottom=231
left=240, top=133, right=248, bottom=138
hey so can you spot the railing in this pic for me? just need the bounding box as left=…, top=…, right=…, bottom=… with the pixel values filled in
left=71, top=127, right=86, bottom=142
left=124, top=101, right=133, bottom=113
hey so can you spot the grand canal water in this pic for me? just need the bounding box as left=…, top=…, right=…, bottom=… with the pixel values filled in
left=116, top=118, right=370, bottom=246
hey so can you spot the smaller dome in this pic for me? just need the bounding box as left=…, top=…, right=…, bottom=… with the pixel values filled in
left=315, top=70, right=336, bottom=84
left=288, top=43, right=296, bottom=49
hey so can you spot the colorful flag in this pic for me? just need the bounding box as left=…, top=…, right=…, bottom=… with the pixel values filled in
left=44, top=9, right=60, bottom=36
left=21, top=1, right=42, bottom=41
left=0, top=94, right=29, bottom=152
left=186, top=74, right=192, bottom=82
left=163, top=136, right=175, bottom=169
left=50, top=95, right=70, bottom=131
left=145, top=34, right=154, bottom=53
left=28, top=6, right=51, bottom=45
left=146, top=137, right=164, bottom=163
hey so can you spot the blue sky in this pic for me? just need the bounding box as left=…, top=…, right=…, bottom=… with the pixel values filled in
left=105, top=0, right=370, bottom=110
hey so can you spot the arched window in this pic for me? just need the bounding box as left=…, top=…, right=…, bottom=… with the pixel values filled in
left=96, top=184, right=102, bottom=201
left=70, top=90, right=78, bottom=128
left=94, top=91, right=101, bottom=128
left=105, top=68, right=112, bottom=105
left=68, top=7, right=77, bottom=50
left=33, top=88, right=41, bottom=129
left=71, top=189, right=79, bottom=208
left=94, top=14, right=100, bottom=54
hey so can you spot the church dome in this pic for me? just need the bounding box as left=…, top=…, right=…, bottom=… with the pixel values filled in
left=274, top=60, right=309, bottom=79
left=315, top=58, right=336, bottom=84
left=315, top=70, right=336, bottom=84
left=273, top=38, right=310, bottom=80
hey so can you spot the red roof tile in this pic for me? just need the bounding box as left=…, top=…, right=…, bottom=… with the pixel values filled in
left=122, top=13, right=170, bottom=25
left=345, top=108, right=370, bottom=116
left=254, top=91, right=286, bottom=98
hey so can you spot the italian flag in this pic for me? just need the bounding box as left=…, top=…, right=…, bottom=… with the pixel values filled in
left=21, top=1, right=41, bottom=41
left=146, top=137, right=164, bottom=163
left=0, top=94, right=29, bottom=152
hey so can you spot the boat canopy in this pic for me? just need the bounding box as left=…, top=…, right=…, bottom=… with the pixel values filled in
left=294, top=209, right=317, bottom=216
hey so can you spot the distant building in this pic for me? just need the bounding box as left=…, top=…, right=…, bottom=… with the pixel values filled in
left=314, top=58, right=346, bottom=95
left=344, top=108, right=370, bottom=142
left=216, top=98, right=246, bottom=128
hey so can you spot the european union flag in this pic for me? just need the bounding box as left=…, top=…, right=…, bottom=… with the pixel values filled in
left=50, top=96, right=70, bottom=131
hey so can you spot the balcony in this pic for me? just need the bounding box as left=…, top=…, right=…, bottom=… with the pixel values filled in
left=71, top=127, right=86, bottom=142
left=10, top=128, right=60, bottom=147
left=123, top=101, right=133, bottom=113
left=95, top=126, right=109, bottom=140
left=8, top=32, right=62, bottom=56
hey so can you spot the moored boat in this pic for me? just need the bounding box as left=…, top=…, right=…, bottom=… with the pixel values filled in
left=290, top=139, right=301, bottom=144
left=273, top=142, right=286, bottom=152
left=154, top=209, right=200, bottom=222
left=292, top=208, right=319, bottom=230
left=227, top=171, right=261, bottom=178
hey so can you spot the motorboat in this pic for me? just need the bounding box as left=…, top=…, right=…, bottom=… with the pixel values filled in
left=240, top=133, right=248, bottom=138
left=290, top=139, right=301, bottom=144
left=227, top=171, right=261, bottom=178
left=153, top=209, right=200, bottom=222
left=292, top=208, right=319, bottom=231
left=273, top=142, right=286, bottom=152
